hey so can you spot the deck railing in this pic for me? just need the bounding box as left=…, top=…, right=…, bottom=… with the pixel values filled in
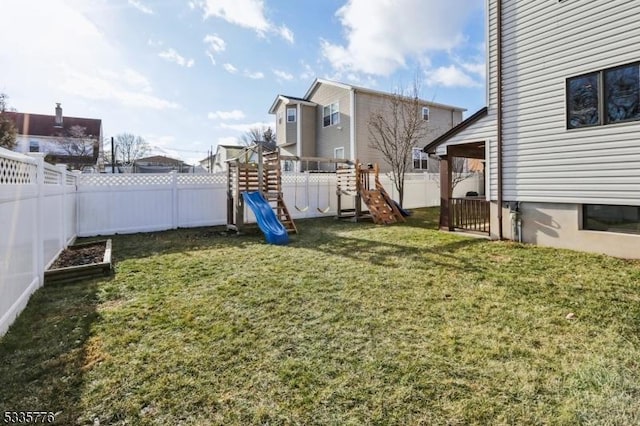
left=451, top=197, right=490, bottom=233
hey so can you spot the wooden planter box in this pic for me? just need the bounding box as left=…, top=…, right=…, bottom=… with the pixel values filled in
left=45, top=239, right=113, bottom=285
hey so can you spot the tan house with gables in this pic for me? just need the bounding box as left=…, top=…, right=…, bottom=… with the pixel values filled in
left=269, top=79, right=465, bottom=172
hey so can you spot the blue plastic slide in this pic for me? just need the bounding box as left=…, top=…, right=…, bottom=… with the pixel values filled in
left=242, top=191, right=289, bottom=245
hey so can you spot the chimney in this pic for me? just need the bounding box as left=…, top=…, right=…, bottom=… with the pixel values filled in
left=54, top=103, right=63, bottom=127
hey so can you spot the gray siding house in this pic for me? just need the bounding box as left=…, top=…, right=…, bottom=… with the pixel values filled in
left=269, top=79, right=465, bottom=172
left=425, top=0, right=640, bottom=259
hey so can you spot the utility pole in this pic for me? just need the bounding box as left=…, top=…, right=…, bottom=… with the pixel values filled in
left=111, top=136, right=115, bottom=174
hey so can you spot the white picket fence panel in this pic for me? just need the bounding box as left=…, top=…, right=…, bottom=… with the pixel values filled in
left=0, top=149, right=78, bottom=336
left=76, top=171, right=483, bottom=236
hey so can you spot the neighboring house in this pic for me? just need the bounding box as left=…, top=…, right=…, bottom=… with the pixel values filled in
left=424, top=1, right=640, bottom=259
left=212, top=144, right=249, bottom=173
left=7, top=103, right=102, bottom=169
left=269, top=79, right=465, bottom=172
left=199, top=153, right=215, bottom=173
left=134, top=155, right=190, bottom=173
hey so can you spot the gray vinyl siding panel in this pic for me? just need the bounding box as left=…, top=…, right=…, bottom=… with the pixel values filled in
left=355, top=92, right=463, bottom=173
left=300, top=105, right=316, bottom=157
left=354, top=92, right=388, bottom=169
left=285, top=120, right=297, bottom=145
left=274, top=103, right=288, bottom=149
left=307, top=83, right=351, bottom=160
left=501, top=0, right=640, bottom=205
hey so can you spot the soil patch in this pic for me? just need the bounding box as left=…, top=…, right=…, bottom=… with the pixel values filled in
left=45, top=240, right=112, bottom=284
left=50, top=243, right=105, bottom=269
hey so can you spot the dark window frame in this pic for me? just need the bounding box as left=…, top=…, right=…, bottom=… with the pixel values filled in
left=567, top=61, right=640, bottom=130
left=603, top=62, right=640, bottom=125
left=566, top=71, right=601, bottom=129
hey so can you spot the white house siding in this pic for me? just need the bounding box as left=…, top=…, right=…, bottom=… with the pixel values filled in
left=307, top=82, right=351, bottom=160
left=501, top=0, right=640, bottom=205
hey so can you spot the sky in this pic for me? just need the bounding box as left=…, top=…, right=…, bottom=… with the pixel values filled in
left=1, top=0, right=486, bottom=166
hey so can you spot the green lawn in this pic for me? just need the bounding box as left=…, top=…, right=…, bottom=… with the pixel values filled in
left=1, top=207, right=640, bottom=425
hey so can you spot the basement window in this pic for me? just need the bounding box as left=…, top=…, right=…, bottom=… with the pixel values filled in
left=583, top=204, right=640, bottom=235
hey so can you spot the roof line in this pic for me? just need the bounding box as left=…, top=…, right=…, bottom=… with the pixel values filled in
left=423, top=107, right=488, bottom=153
left=303, top=78, right=466, bottom=111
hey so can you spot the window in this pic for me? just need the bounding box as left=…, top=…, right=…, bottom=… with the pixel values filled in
left=287, top=107, right=296, bottom=123
left=583, top=204, right=640, bottom=235
left=412, top=147, right=429, bottom=169
left=278, top=112, right=283, bottom=124
left=323, top=102, right=339, bottom=127
left=422, top=107, right=430, bottom=121
left=567, top=72, right=600, bottom=128
left=567, top=62, right=640, bottom=129
left=334, top=147, right=345, bottom=159
left=604, top=63, right=640, bottom=124
left=29, top=140, right=39, bottom=152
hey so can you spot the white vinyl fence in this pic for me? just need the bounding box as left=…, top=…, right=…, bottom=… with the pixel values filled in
left=77, top=172, right=483, bottom=236
left=0, top=149, right=78, bottom=336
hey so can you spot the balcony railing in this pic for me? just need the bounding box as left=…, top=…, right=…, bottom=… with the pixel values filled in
left=451, top=197, right=490, bottom=233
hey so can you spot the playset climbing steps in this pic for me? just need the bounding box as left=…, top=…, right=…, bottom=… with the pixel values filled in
left=336, top=163, right=404, bottom=225
left=358, top=164, right=404, bottom=225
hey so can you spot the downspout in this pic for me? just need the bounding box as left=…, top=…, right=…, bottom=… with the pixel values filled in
left=296, top=103, right=302, bottom=161
left=496, top=0, right=504, bottom=239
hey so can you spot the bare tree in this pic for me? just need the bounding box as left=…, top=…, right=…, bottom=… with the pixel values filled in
left=368, top=79, right=428, bottom=207
left=240, top=125, right=276, bottom=150
left=58, top=125, right=97, bottom=169
left=114, top=133, right=149, bottom=165
left=0, top=93, right=17, bottom=150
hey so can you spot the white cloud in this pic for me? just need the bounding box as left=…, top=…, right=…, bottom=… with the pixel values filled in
left=425, top=65, right=481, bottom=88
left=128, top=0, right=153, bottom=14
left=159, top=48, right=195, bottom=68
left=244, top=71, right=264, bottom=79
left=217, top=136, right=241, bottom=146
left=0, top=0, right=177, bottom=112
left=193, top=0, right=294, bottom=43
left=220, top=121, right=272, bottom=132
left=461, top=61, right=486, bottom=80
left=299, top=61, right=315, bottom=81
left=208, top=110, right=245, bottom=120
left=223, top=63, right=238, bottom=74
left=147, top=38, right=163, bottom=48
left=278, top=25, right=294, bottom=44
left=203, top=34, right=225, bottom=65
left=273, top=69, right=293, bottom=81
left=204, top=34, right=226, bottom=53
left=60, top=66, right=179, bottom=109
left=322, top=0, right=480, bottom=76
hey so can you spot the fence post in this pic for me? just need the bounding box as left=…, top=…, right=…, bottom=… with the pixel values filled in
left=171, top=171, right=178, bottom=229
left=56, top=165, right=68, bottom=248
left=30, top=153, right=46, bottom=287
